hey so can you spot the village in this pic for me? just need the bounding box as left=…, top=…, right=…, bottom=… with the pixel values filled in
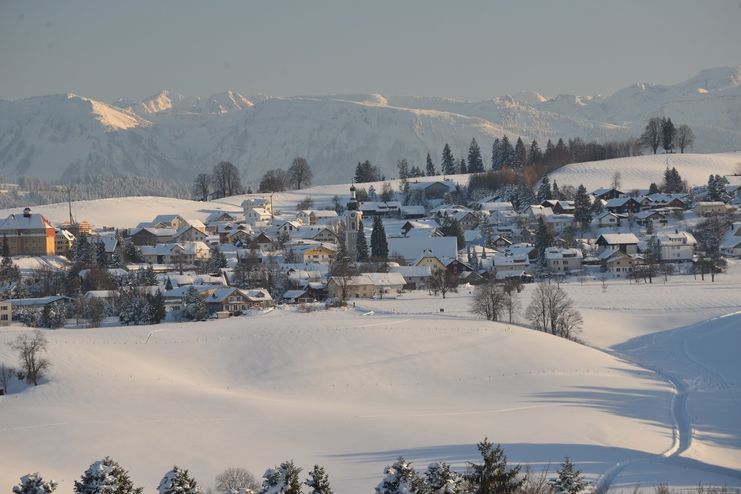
left=0, top=169, right=739, bottom=331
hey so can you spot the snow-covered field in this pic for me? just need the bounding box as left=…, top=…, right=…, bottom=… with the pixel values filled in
left=2, top=265, right=741, bottom=492
left=548, top=152, right=741, bottom=192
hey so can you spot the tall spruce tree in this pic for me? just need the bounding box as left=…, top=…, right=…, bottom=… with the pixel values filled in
left=468, top=138, right=485, bottom=173
left=465, top=438, right=524, bottom=494
left=514, top=137, right=527, bottom=170
left=661, top=117, right=676, bottom=153
left=441, top=144, right=456, bottom=175
left=534, top=217, right=554, bottom=263
left=74, top=457, right=143, bottom=494
left=356, top=220, right=369, bottom=262
left=573, top=184, right=592, bottom=226
left=370, top=216, right=389, bottom=260
left=537, top=177, right=552, bottom=202
left=500, top=135, right=515, bottom=167
left=305, top=465, right=333, bottom=494
left=551, top=180, right=561, bottom=200
left=459, top=158, right=467, bottom=174
left=528, top=140, right=542, bottom=165
left=426, top=153, right=437, bottom=176
left=491, top=138, right=503, bottom=170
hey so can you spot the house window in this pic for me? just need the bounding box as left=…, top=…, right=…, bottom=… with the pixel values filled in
left=1, top=314, right=7, bottom=320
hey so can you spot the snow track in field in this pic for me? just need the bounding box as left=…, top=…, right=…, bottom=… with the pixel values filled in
left=595, top=314, right=741, bottom=492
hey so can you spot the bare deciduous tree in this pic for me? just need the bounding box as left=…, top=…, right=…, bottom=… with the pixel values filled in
left=673, top=124, right=695, bottom=153
left=429, top=268, right=458, bottom=299
left=191, top=173, right=211, bottom=201
left=525, top=283, right=582, bottom=340
left=214, top=468, right=260, bottom=494
left=288, top=157, right=313, bottom=190
left=471, top=282, right=506, bottom=321
left=11, top=330, right=51, bottom=385
left=212, top=161, right=243, bottom=198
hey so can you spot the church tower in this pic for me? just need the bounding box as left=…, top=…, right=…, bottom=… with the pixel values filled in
left=345, top=184, right=363, bottom=260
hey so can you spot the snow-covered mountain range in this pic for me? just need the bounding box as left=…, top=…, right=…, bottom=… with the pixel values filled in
left=1, top=66, right=739, bottom=185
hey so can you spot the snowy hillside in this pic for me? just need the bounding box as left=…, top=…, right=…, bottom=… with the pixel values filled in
left=1, top=66, right=740, bottom=184
left=2, top=265, right=741, bottom=492
left=547, top=152, right=741, bottom=191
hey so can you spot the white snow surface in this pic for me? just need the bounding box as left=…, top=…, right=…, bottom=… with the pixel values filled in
left=547, top=152, right=741, bottom=192
left=1, top=66, right=741, bottom=183
left=2, top=263, right=741, bottom=492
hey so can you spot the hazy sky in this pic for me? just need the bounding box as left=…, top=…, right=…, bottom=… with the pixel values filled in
left=2, top=0, right=740, bottom=102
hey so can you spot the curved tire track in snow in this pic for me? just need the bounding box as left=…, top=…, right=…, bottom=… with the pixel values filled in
left=594, top=316, right=741, bottom=493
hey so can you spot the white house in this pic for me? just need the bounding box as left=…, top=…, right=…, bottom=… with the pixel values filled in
left=656, top=231, right=697, bottom=262
left=544, top=247, right=583, bottom=274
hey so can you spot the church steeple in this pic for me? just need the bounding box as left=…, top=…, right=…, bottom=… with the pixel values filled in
left=345, top=183, right=363, bottom=260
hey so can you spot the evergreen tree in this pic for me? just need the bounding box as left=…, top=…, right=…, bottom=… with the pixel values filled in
left=158, top=466, right=200, bottom=494
left=648, top=182, right=660, bottom=194
left=661, top=117, right=676, bottom=153
left=370, top=216, right=389, bottom=260
left=459, top=158, right=467, bottom=174
left=528, top=140, right=542, bottom=165
left=551, top=180, right=561, bottom=200
left=491, top=138, right=503, bottom=170
left=513, top=137, right=527, bottom=170
left=259, top=461, right=302, bottom=494
left=376, top=457, right=423, bottom=494
left=38, top=302, right=67, bottom=329
left=426, top=153, right=437, bottom=176
left=441, top=144, right=456, bottom=175
left=468, top=138, right=485, bottom=173
left=13, top=473, right=58, bottom=494
left=0, top=236, right=20, bottom=284
left=573, top=184, right=593, bottom=226
left=95, top=241, right=108, bottom=268
left=356, top=220, right=369, bottom=262
left=423, top=462, right=463, bottom=494
left=182, top=287, right=208, bottom=321
left=464, top=438, right=524, bottom=494
left=146, top=291, right=166, bottom=324
left=662, top=166, right=685, bottom=193
left=74, top=457, right=143, bottom=494
left=537, top=177, right=552, bottom=202
left=534, top=217, right=554, bottom=262
left=72, top=234, right=95, bottom=267
left=500, top=135, right=515, bottom=167
left=479, top=215, right=495, bottom=248
left=440, top=219, right=465, bottom=249
left=209, top=246, right=228, bottom=272
left=549, top=458, right=587, bottom=494
left=397, top=159, right=411, bottom=180
left=355, top=160, right=381, bottom=183
left=707, top=174, right=727, bottom=201
left=141, top=265, right=159, bottom=286
left=305, top=465, right=332, bottom=494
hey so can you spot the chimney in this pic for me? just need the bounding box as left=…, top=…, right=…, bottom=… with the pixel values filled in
left=23, top=207, right=31, bottom=218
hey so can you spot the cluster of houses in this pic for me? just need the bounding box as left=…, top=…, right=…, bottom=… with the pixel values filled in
left=0, top=175, right=739, bottom=326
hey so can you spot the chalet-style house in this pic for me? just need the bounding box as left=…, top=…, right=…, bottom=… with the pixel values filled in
left=605, top=197, right=641, bottom=214
left=591, top=188, right=623, bottom=201
left=596, top=233, right=640, bottom=255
